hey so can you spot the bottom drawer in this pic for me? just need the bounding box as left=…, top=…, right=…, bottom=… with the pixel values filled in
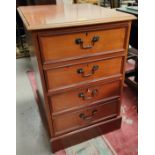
left=53, top=100, right=119, bottom=135
left=51, top=116, right=122, bottom=152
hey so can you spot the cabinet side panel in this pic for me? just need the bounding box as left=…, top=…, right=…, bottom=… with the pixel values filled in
left=26, top=30, right=54, bottom=138
left=119, top=21, right=132, bottom=113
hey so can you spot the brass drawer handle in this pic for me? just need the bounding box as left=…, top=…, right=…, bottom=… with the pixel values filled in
left=79, top=110, right=98, bottom=121
left=75, top=36, right=100, bottom=49
left=77, top=65, right=99, bottom=77
left=78, top=89, right=98, bottom=100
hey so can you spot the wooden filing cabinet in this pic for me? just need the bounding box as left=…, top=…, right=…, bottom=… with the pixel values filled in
left=18, top=4, right=136, bottom=152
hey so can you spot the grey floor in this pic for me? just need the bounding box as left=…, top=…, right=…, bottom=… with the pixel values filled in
left=16, top=58, right=53, bottom=155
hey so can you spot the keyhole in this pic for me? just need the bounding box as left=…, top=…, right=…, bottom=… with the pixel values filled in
left=86, top=88, right=91, bottom=94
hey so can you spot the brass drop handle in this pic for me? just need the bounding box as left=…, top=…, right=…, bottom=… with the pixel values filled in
left=77, top=65, right=99, bottom=77
left=75, top=36, right=100, bottom=49
left=78, top=89, right=98, bottom=100
left=79, top=110, right=98, bottom=121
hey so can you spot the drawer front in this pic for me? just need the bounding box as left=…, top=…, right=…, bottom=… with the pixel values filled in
left=45, top=57, right=123, bottom=91
left=39, top=28, right=126, bottom=62
left=50, top=80, right=121, bottom=113
left=52, top=100, right=119, bottom=135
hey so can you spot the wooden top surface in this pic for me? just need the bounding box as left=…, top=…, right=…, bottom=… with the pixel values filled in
left=18, top=4, right=136, bottom=30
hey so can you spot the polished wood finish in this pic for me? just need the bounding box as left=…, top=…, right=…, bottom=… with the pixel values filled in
left=17, top=4, right=136, bottom=30
left=116, top=7, right=138, bottom=91
left=39, top=27, right=126, bottom=62
left=45, top=56, right=123, bottom=91
left=50, top=80, right=121, bottom=113
left=51, top=116, right=122, bottom=152
left=53, top=99, right=119, bottom=135
left=18, top=4, right=135, bottom=153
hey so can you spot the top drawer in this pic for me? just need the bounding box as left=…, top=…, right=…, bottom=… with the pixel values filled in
left=38, top=27, right=126, bottom=63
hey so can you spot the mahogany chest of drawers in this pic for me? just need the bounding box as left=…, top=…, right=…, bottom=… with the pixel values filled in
left=18, top=4, right=136, bottom=152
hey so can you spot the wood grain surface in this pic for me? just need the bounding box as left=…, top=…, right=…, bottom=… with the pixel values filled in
left=17, top=4, right=136, bottom=30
